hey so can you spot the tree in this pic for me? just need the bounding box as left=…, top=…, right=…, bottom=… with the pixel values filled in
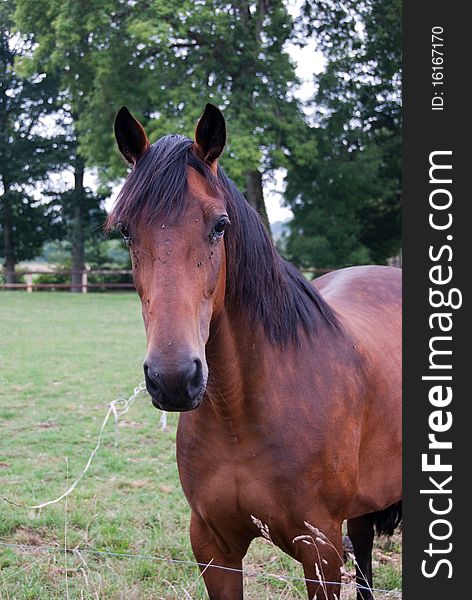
left=80, top=1, right=306, bottom=232
left=14, top=0, right=119, bottom=289
left=285, top=0, right=401, bottom=268
left=0, top=1, right=67, bottom=282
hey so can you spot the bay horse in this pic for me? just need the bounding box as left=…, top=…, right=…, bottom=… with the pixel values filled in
left=108, top=104, right=402, bottom=600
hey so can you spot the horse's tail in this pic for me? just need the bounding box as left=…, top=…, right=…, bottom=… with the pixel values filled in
left=373, top=500, right=402, bottom=537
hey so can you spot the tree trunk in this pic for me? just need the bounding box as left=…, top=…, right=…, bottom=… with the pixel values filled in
left=4, top=224, right=16, bottom=284
left=71, top=156, right=86, bottom=292
left=244, top=169, right=271, bottom=235
left=1, top=181, right=16, bottom=284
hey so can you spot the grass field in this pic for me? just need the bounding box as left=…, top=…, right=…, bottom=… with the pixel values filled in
left=0, top=292, right=401, bottom=599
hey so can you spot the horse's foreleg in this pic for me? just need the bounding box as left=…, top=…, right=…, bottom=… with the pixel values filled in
left=296, top=521, right=344, bottom=600
left=190, top=512, right=250, bottom=600
left=347, top=515, right=375, bottom=600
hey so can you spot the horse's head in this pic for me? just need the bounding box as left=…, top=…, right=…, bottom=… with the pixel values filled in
left=111, top=105, right=228, bottom=411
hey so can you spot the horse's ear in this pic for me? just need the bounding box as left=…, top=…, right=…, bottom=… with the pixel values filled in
left=194, top=103, right=226, bottom=171
left=114, top=106, right=150, bottom=165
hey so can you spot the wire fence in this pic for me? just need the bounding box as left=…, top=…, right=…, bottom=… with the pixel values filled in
left=0, top=542, right=401, bottom=597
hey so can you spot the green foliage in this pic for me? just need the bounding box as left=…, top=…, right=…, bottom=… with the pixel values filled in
left=0, top=191, right=63, bottom=264
left=35, top=238, right=131, bottom=286
left=75, top=1, right=305, bottom=191
left=0, top=0, right=68, bottom=269
left=13, top=0, right=306, bottom=259
left=9, top=0, right=402, bottom=273
left=14, top=0, right=117, bottom=274
left=285, top=0, right=401, bottom=268
left=86, top=238, right=131, bottom=270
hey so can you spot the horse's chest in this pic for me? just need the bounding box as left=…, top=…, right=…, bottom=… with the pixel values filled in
left=197, top=465, right=279, bottom=531
left=177, top=416, right=354, bottom=537
left=179, top=442, right=297, bottom=531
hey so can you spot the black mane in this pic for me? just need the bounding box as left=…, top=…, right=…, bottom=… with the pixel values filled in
left=107, top=135, right=340, bottom=345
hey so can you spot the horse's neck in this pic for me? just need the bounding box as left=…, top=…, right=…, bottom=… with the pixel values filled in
left=204, top=308, right=268, bottom=419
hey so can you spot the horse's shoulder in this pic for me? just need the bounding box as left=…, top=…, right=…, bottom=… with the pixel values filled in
left=313, top=266, right=401, bottom=358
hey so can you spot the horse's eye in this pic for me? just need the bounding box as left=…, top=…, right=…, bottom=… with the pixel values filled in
left=213, top=217, right=229, bottom=236
left=118, top=223, right=132, bottom=246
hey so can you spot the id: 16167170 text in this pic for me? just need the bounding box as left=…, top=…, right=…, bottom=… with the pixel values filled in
left=431, top=26, right=444, bottom=111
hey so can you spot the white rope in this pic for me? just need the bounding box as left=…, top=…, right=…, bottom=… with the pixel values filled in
left=160, top=410, right=168, bottom=431
left=2, top=382, right=149, bottom=510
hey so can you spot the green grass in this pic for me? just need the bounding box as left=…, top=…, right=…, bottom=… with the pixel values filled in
left=0, top=292, right=401, bottom=599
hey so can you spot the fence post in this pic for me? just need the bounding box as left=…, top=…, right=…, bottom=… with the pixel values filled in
left=26, top=273, right=33, bottom=293
left=81, top=270, right=88, bottom=294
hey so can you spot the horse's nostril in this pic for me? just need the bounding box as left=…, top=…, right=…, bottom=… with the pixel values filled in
left=187, top=359, right=203, bottom=396
left=191, top=359, right=200, bottom=377
left=143, top=362, right=160, bottom=394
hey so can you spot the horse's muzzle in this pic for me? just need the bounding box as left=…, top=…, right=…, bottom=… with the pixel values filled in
left=143, top=357, right=206, bottom=411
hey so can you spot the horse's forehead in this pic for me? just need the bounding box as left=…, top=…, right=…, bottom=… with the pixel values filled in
left=186, top=168, right=224, bottom=211
left=137, top=170, right=224, bottom=245
left=187, top=167, right=211, bottom=196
